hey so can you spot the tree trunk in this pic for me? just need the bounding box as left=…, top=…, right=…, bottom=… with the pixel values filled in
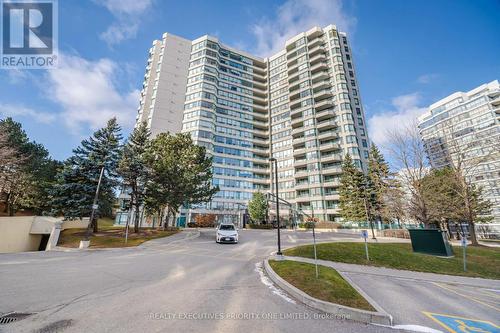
left=156, top=209, right=162, bottom=230
left=3, top=192, right=9, bottom=213
left=445, top=220, right=451, bottom=240
left=468, top=220, right=478, bottom=246
left=166, top=209, right=170, bottom=230
left=133, top=203, right=140, bottom=233
left=93, top=216, right=98, bottom=233
left=8, top=202, right=14, bottom=216
left=171, top=211, right=177, bottom=228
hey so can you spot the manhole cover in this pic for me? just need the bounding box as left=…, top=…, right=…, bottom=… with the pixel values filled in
left=0, top=312, right=33, bottom=325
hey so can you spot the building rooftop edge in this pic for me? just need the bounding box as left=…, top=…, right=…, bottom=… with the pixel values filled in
left=418, top=79, right=499, bottom=122
left=155, top=24, right=347, bottom=64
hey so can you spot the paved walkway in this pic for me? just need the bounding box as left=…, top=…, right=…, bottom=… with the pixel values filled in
left=280, top=255, right=500, bottom=289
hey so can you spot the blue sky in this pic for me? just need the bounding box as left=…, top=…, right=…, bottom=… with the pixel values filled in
left=1, top=0, right=499, bottom=161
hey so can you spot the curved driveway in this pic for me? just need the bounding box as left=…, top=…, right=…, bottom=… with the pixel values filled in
left=0, top=229, right=404, bottom=333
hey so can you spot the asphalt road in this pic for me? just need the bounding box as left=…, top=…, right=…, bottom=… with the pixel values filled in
left=0, top=229, right=498, bottom=333
left=340, top=267, right=500, bottom=332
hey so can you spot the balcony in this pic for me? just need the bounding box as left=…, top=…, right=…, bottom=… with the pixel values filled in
left=294, top=169, right=308, bottom=178
left=487, top=90, right=500, bottom=98
left=309, top=51, right=326, bottom=64
left=323, top=180, right=341, bottom=187
left=318, top=130, right=337, bottom=140
left=326, top=208, right=340, bottom=215
left=324, top=193, right=340, bottom=201
left=313, top=80, right=330, bottom=91
left=315, top=99, right=334, bottom=111
left=316, top=119, right=337, bottom=130
left=295, top=183, right=311, bottom=191
left=293, top=147, right=306, bottom=156
left=294, top=158, right=308, bottom=167
left=310, top=62, right=328, bottom=74
left=292, top=136, right=306, bottom=146
left=321, top=165, right=342, bottom=174
left=315, top=108, right=335, bottom=121
left=314, top=89, right=333, bottom=100
left=319, top=142, right=340, bottom=152
left=308, top=37, right=322, bottom=49
left=311, top=70, right=329, bottom=83
left=291, top=126, right=305, bottom=136
left=291, top=117, right=304, bottom=127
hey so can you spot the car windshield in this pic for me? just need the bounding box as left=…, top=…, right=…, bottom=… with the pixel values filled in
left=219, top=225, right=235, bottom=230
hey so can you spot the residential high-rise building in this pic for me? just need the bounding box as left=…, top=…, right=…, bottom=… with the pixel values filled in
left=136, top=33, right=192, bottom=136
left=127, top=25, right=370, bottom=226
left=418, top=80, right=500, bottom=222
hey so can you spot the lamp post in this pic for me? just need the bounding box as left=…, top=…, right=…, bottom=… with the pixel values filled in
left=269, top=157, right=282, bottom=255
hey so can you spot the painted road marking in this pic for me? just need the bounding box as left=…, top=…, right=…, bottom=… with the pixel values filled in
left=423, top=312, right=499, bottom=333
left=432, top=283, right=500, bottom=312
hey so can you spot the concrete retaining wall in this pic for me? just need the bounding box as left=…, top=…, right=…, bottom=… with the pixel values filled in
left=0, top=216, right=72, bottom=253
left=0, top=217, right=42, bottom=253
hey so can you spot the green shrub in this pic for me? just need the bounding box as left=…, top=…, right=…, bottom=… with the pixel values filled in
left=247, top=223, right=273, bottom=229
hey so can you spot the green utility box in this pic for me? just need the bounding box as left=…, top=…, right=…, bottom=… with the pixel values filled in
left=408, top=229, right=454, bottom=256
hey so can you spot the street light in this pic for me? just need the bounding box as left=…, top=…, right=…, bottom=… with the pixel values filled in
left=269, top=157, right=282, bottom=255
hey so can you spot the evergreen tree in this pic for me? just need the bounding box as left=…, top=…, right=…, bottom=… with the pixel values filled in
left=339, top=154, right=366, bottom=222
left=51, top=118, right=122, bottom=232
left=117, top=122, right=150, bottom=233
left=248, top=192, right=267, bottom=223
left=144, top=133, right=218, bottom=227
left=367, top=144, right=390, bottom=222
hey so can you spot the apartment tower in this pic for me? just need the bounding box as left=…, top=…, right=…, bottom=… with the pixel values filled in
left=418, top=80, right=500, bottom=223
left=130, top=25, right=370, bottom=226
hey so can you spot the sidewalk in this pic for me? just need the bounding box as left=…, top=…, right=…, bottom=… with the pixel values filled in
left=279, top=255, right=500, bottom=289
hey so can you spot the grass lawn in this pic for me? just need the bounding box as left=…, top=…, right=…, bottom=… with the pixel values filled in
left=269, top=260, right=375, bottom=311
left=58, top=218, right=179, bottom=248
left=283, top=242, right=500, bottom=280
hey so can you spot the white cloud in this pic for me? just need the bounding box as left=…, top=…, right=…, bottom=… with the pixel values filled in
left=95, top=0, right=153, bottom=46
left=250, top=0, right=356, bottom=57
left=6, top=69, right=33, bottom=84
left=46, top=53, right=139, bottom=133
left=368, top=93, right=427, bottom=146
left=0, top=103, right=56, bottom=124
left=98, top=0, right=153, bottom=15
left=100, top=23, right=140, bottom=46
left=417, top=73, right=439, bottom=84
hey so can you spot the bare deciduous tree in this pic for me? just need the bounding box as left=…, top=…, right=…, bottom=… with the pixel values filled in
left=0, top=130, right=29, bottom=215
left=427, top=122, right=498, bottom=245
left=385, top=120, right=431, bottom=226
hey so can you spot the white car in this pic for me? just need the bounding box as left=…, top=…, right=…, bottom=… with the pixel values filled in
left=216, top=223, right=239, bottom=244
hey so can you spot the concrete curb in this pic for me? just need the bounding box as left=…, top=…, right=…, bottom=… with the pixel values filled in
left=264, top=258, right=393, bottom=326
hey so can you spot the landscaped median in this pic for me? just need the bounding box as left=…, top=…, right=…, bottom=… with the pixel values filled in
left=57, top=218, right=179, bottom=249
left=264, top=258, right=392, bottom=325
left=283, top=242, right=500, bottom=279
